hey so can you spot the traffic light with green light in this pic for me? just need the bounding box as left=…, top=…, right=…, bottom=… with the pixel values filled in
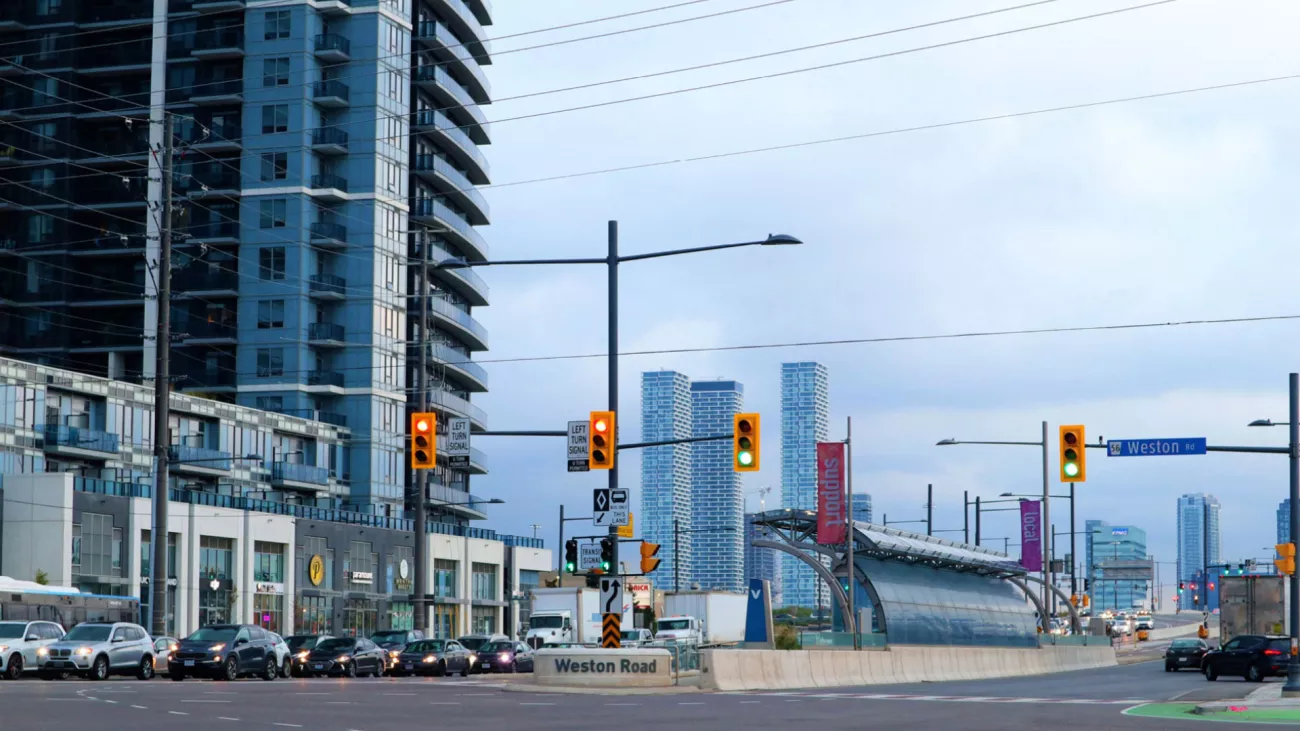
left=1058, top=425, right=1086, bottom=482
left=733, top=413, right=760, bottom=472
left=564, top=539, right=578, bottom=574
left=598, top=537, right=616, bottom=574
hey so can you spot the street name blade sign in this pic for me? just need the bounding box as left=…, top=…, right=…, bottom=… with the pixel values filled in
left=593, top=488, right=611, bottom=525
left=579, top=543, right=602, bottom=571
left=609, top=487, right=630, bottom=527
left=567, top=420, right=590, bottom=472
left=445, top=418, right=471, bottom=468
left=1106, top=438, right=1207, bottom=457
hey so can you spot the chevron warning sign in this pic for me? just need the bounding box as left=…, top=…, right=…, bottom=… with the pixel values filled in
left=601, top=612, right=621, bottom=649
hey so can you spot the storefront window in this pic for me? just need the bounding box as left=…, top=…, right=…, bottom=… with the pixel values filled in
left=471, top=607, right=495, bottom=635
left=388, top=601, right=413, bottom=630
left=254, top=541, right=285, bottom=582
left=432, top=605, right=458, bottom=639
left=254, top=593, right=283, bottom=633
left=344, top=541, right=375, bottom=590
left=200, top=535, right=234, bottom=580
left=434, top=559, right=457, bottom=598
left=341, top=597, right=377, bottom=637
left=140, top=531, right=178, bottom=636
left=298, top=595, right=333, bottom=634
left=198, top=536, right=235, bottom=627
left=471, top=563, right=496, bottom=600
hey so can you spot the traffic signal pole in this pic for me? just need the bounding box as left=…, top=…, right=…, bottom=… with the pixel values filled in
left=1285, top=373, right=1300, bottom=697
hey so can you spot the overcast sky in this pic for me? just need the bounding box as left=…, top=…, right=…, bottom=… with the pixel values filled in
left=467, top=0, right=1300, bottom=591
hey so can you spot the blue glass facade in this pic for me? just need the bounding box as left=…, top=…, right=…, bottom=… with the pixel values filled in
left=852, top=493, right=873, bottom=524
left=780, top=362, right=829, bottom=609
left=639, top=371, right=692, bottom=588
left=1280, top=498, right=1291, bottom=544
left=1085, top=520, right=1148, bottom=611
left=0, top=0, right=493, bottom=524
left=1176, top=493, right=1221, bottom=610
left=690, top=380, right=744, bottom=592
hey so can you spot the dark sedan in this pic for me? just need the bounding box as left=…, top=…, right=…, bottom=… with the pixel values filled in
left=285, top=634, right=334, bottom=677
left=1165, top=638, right=1209, bottom=672
left=390, top=639, right=471, bottom=677
left=168, top=625, right=280, bottom=681
left=1203, top=635, right=1293, bottom=682
left=369, top=629, right=424, bottom=673
left=303, top=637, right=386, bottom=678
left=477, top=641, right=534, bottom=674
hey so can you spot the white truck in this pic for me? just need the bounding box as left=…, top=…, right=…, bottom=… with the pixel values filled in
left=525, top=587, right=633, bottom=648
left=655, top=591, right=747, bottom=646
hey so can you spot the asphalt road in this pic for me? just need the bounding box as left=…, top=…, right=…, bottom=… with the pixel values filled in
left=0, top=660, right=1279, bottom=731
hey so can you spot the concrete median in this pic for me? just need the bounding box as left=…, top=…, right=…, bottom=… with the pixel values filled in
left=699, top=644, right=1117, bottom=691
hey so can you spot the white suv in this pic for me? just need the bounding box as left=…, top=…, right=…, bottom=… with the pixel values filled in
left=0, top=620, right=65, bottom=680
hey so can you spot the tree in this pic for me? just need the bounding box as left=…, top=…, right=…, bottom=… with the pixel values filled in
left=34, top=569, right=49, bottom=585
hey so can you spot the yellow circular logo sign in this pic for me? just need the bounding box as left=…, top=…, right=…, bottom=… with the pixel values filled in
left=308, top=555, right=325, bottom=586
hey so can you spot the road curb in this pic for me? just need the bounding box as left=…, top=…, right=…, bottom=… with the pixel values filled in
left=501, top=683, right=703, bottom=696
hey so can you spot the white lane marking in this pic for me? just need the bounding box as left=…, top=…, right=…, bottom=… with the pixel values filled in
left=131, top=705, right=148, bottom=710
left=218, top=718, right=240, bottom=722
left=104, top=700, right=118, bottom=704
left=294, top=692, right=329, bottom=696
left=784, top=699, right=802, bottom=703
left=182, top=699, right=232, bottom=703
left=430, top=702, right=461, bottom=705
left=739, top=700, right=760, bottom=704
left=205, top=692, right=238, bottom=695
left=518, top=702, right=556, bottom=706
left=382, top=692, right=416, bottom=696
left=45, top=698, right=91, bottom=702
left=458, top=693, right=494, bottom=697
left=273, top=724, right=304, bottom=728
left=168, top=711, right=188, bottom=716
left=679, top=702, right=706, bottom=705
left=325, top=701, right=352, bottom=705
left=604, top=703, right=640, bottom=706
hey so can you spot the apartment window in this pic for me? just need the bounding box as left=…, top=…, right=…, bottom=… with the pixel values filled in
left=262, top=57, right=289, bottom=87
left=256, top=347, right=284, bottom=377
left=259, top=199, right=287, bottom=228
left=255, top=395, right=283, bottom=412
left=31, top=78, right=57, bottom=108
left=259, top=247, right=285, bottom=280
left=471, top=562, right=496, bottom=600
left=261, top=104, right=288, bottom=134
left=260, top=151, right=288, bottom=181
left=257, top=299, right=285, bottom=329
left=264, top=10, right=291, bottom=40
left=434, top=559, right=457, bottom=598
left=36, top=0, right=62, bottom=17
left=385, top=21, right=402, bottom=55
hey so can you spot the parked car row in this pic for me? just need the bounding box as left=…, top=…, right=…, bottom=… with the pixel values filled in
left=1, top=618, right=533, bottom=682
left=1163, top=634, right=1292, bottom=682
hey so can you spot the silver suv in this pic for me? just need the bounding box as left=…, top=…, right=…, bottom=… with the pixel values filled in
left=40, top=622, right=156, bottom=681
left=0, top=620, right=65, bottom=679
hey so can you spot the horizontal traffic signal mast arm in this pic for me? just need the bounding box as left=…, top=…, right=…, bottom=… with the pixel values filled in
left=470, top=431, right=736, bottom=449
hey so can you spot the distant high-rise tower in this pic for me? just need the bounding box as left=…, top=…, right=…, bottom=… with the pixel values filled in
left=745, top=513, right=782, bottom=606
left=1280, top=498, right=1292, bottom=544
left=1177, top=494, right=1221, bottom=610
left=690, top=380, right=745, bottom=592
left=851, top=493, right=873, bottom=524
left=780, top=362, right=830, bottom=609
left=639, top=371, right=693, bottom=588
left=1085, top=520, right=1148, bottom=611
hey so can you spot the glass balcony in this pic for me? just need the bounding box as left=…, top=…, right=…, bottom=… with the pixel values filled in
left=410, top=198, right=488, bottom=262
left=426, top=484, right=488, bottom=518
left=189, top=220, right=239, bottom=242
left=313, top=33, right=351, bottom=62
left=413, top=65, right=489, bottom=138
left=412, top=153, right=489, bottom=224
left=411, top=109, right=489, bottom=182
left=427, top=297, right=489, bottom=351
left=308, top=370, right=345, bottom=388
left=175, top=367, right=237, bottom=390
left=177, top=319, right=236, bottom=341
left=308, top=321, right=345, bottom=343
left=169, top=444, right=233, bottom=471
left=310, top=127, right=348, bottom=155
left=310, top=172, right=348, bottom=192
left=432, top=0, right=491, bottom=61
left=184, top=167, right=241, bottom=196
left=75, top=477, right=150, bottom=498
left=192, top=28, right=244, bottom=59
left=273, top=461, right=330, bottom=486
left=413, top=20, right=490, bottom=101
left=427, top=388, right=487, bottom=429
left=413, top=238, right=488, bottom=306
left=275, top=408, right=348, bottom=428
left=173, top=268, right=238, bottom=293
left=310, top=220, right=347, bottom=245
left=43, top=425, right=120, bottom=454
left=312, top=80, right=350, bottom=107
left=309, top=273, right=346, bottom=297
left=427, top=341, right=487, bottom=390
left=189, top=79, right=244, bottom=104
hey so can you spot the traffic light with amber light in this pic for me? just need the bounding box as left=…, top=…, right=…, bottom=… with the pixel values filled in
left=640, top=542, right=661, bottom=574
left=564, top=539, right=578, bottom=574
left=589, top=411, right=615, bottom=470
left=1059, top=425, right=1086, bottom=482
left=1276, top=542, right=1296, bottom=575
left=410, top=412, right=436, bottom=469
left=733, top=413, right=760, bottom=472
left=598, top=537, right=616, bottom=574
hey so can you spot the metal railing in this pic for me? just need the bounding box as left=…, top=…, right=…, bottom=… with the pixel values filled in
left=313, top=80, right=351, bottom=103
left=308, top=322, right=345, bottom=342
left=411, top=109, right=489, bottom=175
left=310, top=221, right=347, bottom=241
left=427, top=297, right=489, bottom=347
left=272, top=461, right=330, bottom=486
left=307, top=370, right=345, bottom=388
left=314, top=33, right=351, bottom=56
left=43, top=425, right=120, bottom=453
left=311, top=127, right=349, bottom=149
left=168, top=444, right=233, bottom=470
left=309, top=273, right=346, bottom=295
left=310, top=173, right=348, bottom=192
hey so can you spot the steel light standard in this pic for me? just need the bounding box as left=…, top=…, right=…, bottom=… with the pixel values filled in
left=436, top=223, right=802, bottom=588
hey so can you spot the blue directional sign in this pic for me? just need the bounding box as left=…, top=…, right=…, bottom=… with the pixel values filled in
left=1106, top=438, right=1206, bottom=457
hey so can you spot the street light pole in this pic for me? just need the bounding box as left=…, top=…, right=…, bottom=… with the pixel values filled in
left=1041, top=420, right=1051, bottom=624
left=607, top=222, right=620, bottom=566
left=1286, top=373, right=1300, bottom=697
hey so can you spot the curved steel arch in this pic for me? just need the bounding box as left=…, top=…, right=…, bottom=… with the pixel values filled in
left=1020, top=574, right=1083, bottom=634
left=1005, top=576, right=1049, bottom=628
left=751, top=539, right=857, bottom=636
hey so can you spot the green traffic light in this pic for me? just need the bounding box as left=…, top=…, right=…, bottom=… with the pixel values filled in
left=738, top=451, right=754, bottom=467
left=1063, top=462, right=1080, bottom=477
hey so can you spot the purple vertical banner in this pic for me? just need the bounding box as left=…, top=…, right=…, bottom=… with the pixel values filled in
left=1019, top=500, right=1043, bottom=572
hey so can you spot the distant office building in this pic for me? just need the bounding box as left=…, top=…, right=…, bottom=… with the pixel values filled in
left=851, top=493, right=873, bottom=524
left=1085, top=520, right=1148, bottom=611
left=639, top=371, right=693, bottom=589
left=1177, top=493, right=1222, bottom=610
left=745, top=513, right=783, bottom=607
left=780, top=362, right=830, bottom=609
left=1280, top=498, right=1292, bottom=544
left=690, top=380, right=745, bottom=592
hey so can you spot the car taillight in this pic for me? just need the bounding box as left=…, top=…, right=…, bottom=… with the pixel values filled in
left=1264, top=649, right=1283, bottom=656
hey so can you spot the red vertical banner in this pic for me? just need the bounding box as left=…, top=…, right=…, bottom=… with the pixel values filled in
left=1020, top=500, right=1043, bottom=572
left=816, top=442, right=846, bottom=544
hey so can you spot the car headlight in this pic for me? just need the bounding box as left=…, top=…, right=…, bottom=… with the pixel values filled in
left=169, top=643, right=179, bottom=652
left=468, top=654, right=477, bottom=664
left=76, top=647, right=93, bottom=656
left=0, top=645, right=7, bottom=654
left=295, top=651, right=309, bottom=660
left=209, top=643, right=226, bottom=652
left=36, top=647, right=48, bottom=657
left=389, top=650, right=400, bottom=658
left=423, top=655, right=436, bottom=663
left=337, top=655, right=350, bottom=663
left=499, top=652, right=511, bottom=662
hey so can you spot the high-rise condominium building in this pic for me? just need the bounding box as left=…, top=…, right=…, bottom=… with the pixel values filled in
left=690, top=380, right=744, bottom=592
left=780, top=361, right=829, bottom=609
left=639, top=370, right=692, bottom=589
left=1176, top=493, right=1221, bottom=610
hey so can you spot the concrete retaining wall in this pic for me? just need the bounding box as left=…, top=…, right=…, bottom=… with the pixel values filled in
left=699, top=644, right=1117, bottom=691
left=535, top=648, right=673, bottom=688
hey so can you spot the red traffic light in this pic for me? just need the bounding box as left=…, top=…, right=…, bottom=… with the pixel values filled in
left=415, top=418, right=431, bottom=433
left=594, top=419, right=608, bottom=433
